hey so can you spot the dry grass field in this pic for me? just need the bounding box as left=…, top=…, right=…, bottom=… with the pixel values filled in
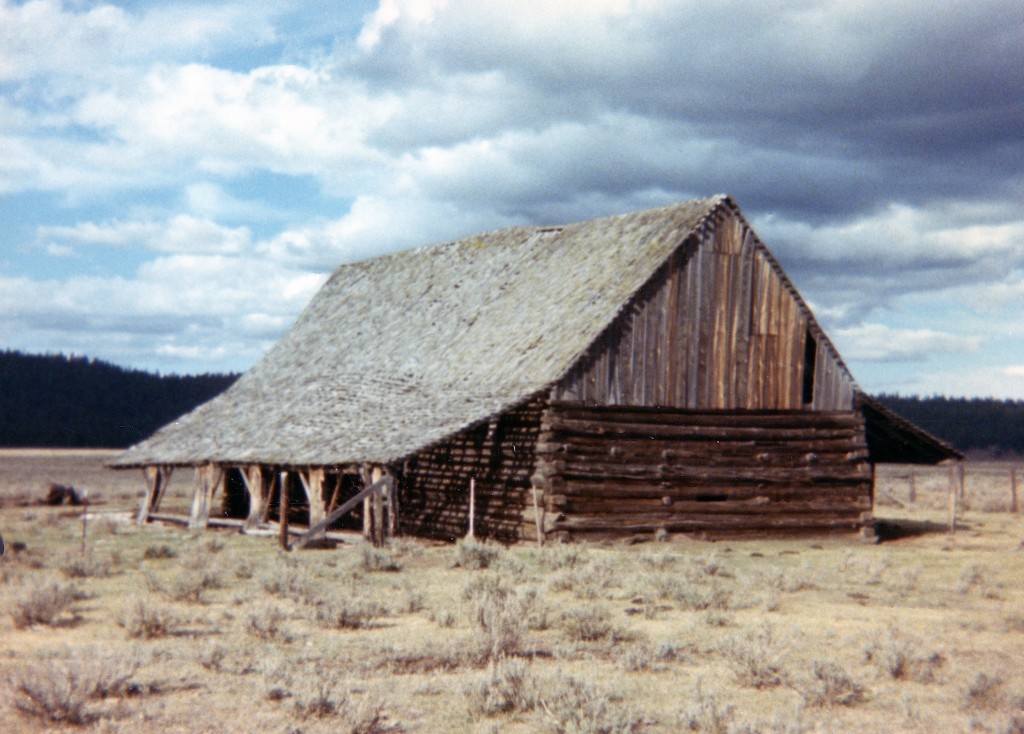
left=1, top=450, right=1022, bottom=733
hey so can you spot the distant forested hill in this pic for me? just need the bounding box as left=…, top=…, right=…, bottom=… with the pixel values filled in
left=2, top=349, right=1023, bottom=454
left=0, top=350, right=238, bottom=448
left=875, top=394, right=1024, bottom=458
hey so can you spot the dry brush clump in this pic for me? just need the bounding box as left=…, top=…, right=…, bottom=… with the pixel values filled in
left=361, top=545, right=401, bottom=572
left=560, top=604, right=624, bottom=643
left=956, top=562, right=997, bottom=597
left=863, top=627, right=945, bottom=683
left=4, top=649, right=142, bottom=725
left=141, top=543, right=178, bottom=560
left=535, top=670, right=644, bottom=734
left=797, top=660, right=867, bottom=708
left=679, top=681, right=736, bottom=734
left=118, top=597, right=179, bottom=639
left=680, top=681, right=807, bottom=734
left=9, top=579, right=80, bottom=628
left=430, top=606, right=458, bottom=628
left=244, top=602, right=293, bottom=642
left=164, top=569, right=222, bottom=604
left=291, top=678, right=387, bottom=730
left=644, top=556, right=737, bottom=612
left=616, top=639, right=684, bottom=672
left=536, top=542, right=589, bottom=571
left=465, top=656, right=540, bottom=718
left=719, top=623, right=788, bottom=689
left=311, top=594, right=388, bottom=631
left=549, top=556, right=616, bottom=599
left=686, top=551, right=734, bottom=581
left=451, top=538, right=504, bottom=570
left=57, top=548, right=114, bottom=579
left=261, top=661, right=389, bottom=734
left=470, top=581, right=536, bottom=660
left=962, top=671, right=1008, bottom=712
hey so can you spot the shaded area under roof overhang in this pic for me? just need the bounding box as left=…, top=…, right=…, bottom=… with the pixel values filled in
left=856, top=393, right=964, bottom=464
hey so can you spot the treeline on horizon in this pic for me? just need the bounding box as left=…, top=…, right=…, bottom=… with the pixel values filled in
left=0, top=350, right=239, bottom=448
left=1, top=350, right=1022, bottom=456
left=874, top=393, right=1024, bottom=459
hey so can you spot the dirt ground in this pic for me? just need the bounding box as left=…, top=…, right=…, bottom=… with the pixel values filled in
left=1, top=450, right=1022, bottom=733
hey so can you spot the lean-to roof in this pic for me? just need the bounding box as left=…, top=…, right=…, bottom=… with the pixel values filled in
left=115, top=196, right=729, bottom=467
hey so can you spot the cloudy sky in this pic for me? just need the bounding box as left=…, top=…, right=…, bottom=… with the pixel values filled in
left=2, top=0, right=1022, bottom=398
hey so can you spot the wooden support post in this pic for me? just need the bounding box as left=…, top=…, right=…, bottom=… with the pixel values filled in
left=1011, top=467, right=1019, bottom=514
left=467, top=477, right=476, bottom=539
left=957, top=462, right=966, bottom=503
left=154, top=466, right=173, bottom=513
left=371, top=466, right=384, bottom=547
left=299, top=468, right=326, bottom=541
left=360, top=466, right=373, bottom=541
left=261, top=472, right=276, bottom=524
left=189, top=465, right=213, bottom=530
left=137, top=466, right=161, bottom=525
left=188, top=469, right=203, bottom=529
left=387, top=471, right=400, bottom=537
left=325, top=474, right=343, bottom=517
left=278, top=471, right=290, bottom=550
left=241, top=465, right=264, bottom=530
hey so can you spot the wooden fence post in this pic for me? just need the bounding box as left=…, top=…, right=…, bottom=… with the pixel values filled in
left=947, top=464, right=957, bottom=535
left=80, top=489, right=89, bottom=555
left=1011, top=467, right=1019, bottom=514
left=468, top=477, right=476, bottom=539
left=279, top=471, right=290, bottom=550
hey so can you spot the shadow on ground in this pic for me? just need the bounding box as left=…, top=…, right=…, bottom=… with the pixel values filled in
left=873, top=517, right=965, bottom=542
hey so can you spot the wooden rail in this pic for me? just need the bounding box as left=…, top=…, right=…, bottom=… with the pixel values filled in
left=291, top=476, right=389, bottom=550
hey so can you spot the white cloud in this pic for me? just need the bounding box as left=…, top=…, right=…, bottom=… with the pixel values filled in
left=832, top=323, right=983, bottom=363
left=0, top=251, right=326, bottom=371
left=0, top=0, right=278, bottom=83
left=36, top=215, right=252, bottom=255
left=756, top=202, right=1024, bottom=267
left=256, top=194, right=519, bottom=268
left=0, top=0, right=1021, bottom=396
left=883, top=365, right=1024, bottom=401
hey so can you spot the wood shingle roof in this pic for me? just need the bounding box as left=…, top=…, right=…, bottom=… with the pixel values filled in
left=115, top=196, right=728, bottom=467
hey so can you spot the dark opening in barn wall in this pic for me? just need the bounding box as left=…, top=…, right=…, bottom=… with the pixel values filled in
left=802, top=328, right=817, bottom=406
left=219, top=468, right=368, bottom=530
left=222, top=468, right=248, bottom=518
left=324, top=473, right=366, bottom=531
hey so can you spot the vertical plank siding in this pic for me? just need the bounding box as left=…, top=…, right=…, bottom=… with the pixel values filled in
left=552, top=207, right=857, bottom=412
left=533, top=402, right=872, bottom=538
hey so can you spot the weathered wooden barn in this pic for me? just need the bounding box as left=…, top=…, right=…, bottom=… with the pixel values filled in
left=114, top=195, right=960, bottom=542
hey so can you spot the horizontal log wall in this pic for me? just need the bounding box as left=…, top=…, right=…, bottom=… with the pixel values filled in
left=400, top=397, right=546, bottom=541
left=534, top=402, right=872, bottom=538
left=553, top=206, right=857, bottom=411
